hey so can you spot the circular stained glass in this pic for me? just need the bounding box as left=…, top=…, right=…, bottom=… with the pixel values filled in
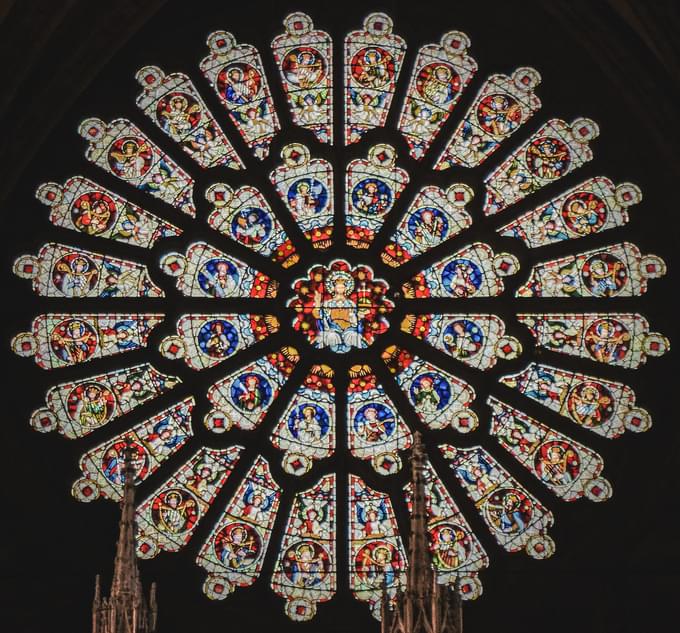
left=9, top=8, right=671, bottom=627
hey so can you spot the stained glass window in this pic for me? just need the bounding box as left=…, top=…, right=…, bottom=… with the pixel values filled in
left=11, top=8, right=671, bottom=627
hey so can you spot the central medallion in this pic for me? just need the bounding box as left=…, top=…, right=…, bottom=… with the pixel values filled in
left=288, top=259, right=393, bottom=353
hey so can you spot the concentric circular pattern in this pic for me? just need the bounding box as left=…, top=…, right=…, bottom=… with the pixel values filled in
left=10, top=10, right=670, bottom=624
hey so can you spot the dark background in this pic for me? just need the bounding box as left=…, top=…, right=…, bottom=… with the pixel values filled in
left=1, top=1, right=679, bottom=632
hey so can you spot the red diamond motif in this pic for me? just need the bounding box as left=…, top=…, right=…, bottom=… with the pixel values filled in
left=83, top=485, right=93, bottom=497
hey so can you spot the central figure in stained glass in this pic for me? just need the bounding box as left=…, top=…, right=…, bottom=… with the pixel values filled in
left=288, top=260, right=393, bottom=353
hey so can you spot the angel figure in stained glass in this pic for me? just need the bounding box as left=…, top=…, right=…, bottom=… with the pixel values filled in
left=115, top=209, right=155, bottom=245
left=142, top=418, right=185, bottom=458
left=410, top=208, right=447, bottom=246
left=527, top=138, right=570, bottom=179
left=584, top=319, right=631, bottom=363
left=215, top=523, right=261, bottom=569
left=109, top=138, right=151, bottom=180
left=431, top=525, right=469, bottom=570
left=158, top=94, right=200, bottom=138
left=561, top=194, right=607, bottom=236
left=188, top=127, right=224, bottom=164
left=457, top=453, right=497, bottom=497
left=411, top=375, right=440, bottom=415
left=73, top=384, right=114, bottom=428
left=232, top=207, right=271, bottom=243
left=419, top=64, right=458, bottom=105
left=401, top=104, right=437, bottom=138
left=568, top=382, right=613, bottom=427
left=139, top=160, right=183, bottom=201
left=354, top=404, right=395, bottom=443
left=242, top=482, right=276, bottom=524
left=284, top=542, right=328, bottom=588
left=298, top=93, right=325, bottom=125
left=354, top=48, right=393, bottom=88
left=223, top=65, right=262, bottom=104
left=186, top=462, right=218, bottom=497
left=289, top=405, right=327, bottom=444
left=442, top=320, right=484, bottom=357
left=298, top=508, right=323, bottom=538
left=51, top=320, right=97, bottom=363
left=478, top=95, right=521, bottom=136
left=199, top=260, right=239, bottom=298
left=356, top=542, right=399, bottom=587
left=240, top=103, right=270, bottom=138
left=496, top=414, right=540, bottom=455
left=536, top=442, right=580, bottom=487
left=488, top=491, right=530, bottom=533
left=357, top=499, right=388, bottom=538
left=353, top=92, right=385, bottom=126
left=283, top=48, right=325, bottom=88
left=288, top=177, right=328, bottom=217
left=313, top=271, right=368, bottom=352
left=152, top=490, right=198, bottom=534
left=55, top=255, right=98, bottom=297
left=73, top=195, right=115, bottom=235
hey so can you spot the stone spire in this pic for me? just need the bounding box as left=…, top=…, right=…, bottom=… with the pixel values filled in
left=407, top=431, right=434, bottom=596
left=92, top=442, right=158, bottom=633
left=381, top=432, right=463, bottom=633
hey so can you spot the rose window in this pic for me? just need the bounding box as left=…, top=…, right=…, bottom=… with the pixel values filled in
left=10, top=9, right=670, bottom=626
